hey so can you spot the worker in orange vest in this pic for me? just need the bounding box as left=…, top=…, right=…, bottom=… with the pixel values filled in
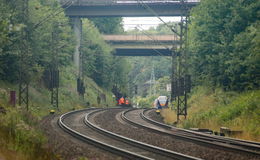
left=119, top=97, right=125, bottom=105
left=125, top=99, right=129, bottom=105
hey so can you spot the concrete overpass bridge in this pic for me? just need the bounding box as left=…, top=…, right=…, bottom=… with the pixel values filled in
left=61, top=0, right=200, bottom=17
left=62, top=0, right=199, bottom=67
left=103, top=34, right=179, bottom=56
left=62, top=0, right=200, bottom=117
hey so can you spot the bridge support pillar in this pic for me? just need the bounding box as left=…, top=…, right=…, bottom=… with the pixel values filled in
left=71, top=17, right=85, bottom=97
left=72, top=17, right=82, bottom=76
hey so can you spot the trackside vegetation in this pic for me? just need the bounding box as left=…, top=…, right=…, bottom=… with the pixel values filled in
left=183, top=0, right=260, bottom=140
left=188, top=0, right=259, bottom=90
left=158, top=87, right=260, bottom=141
left=182, top=87, right=260, bottom=141
left=0, top=104, right=55, bottom=160
left=0, top=0, right=128, bottom=159
left=127, top=0, right=259, bottom=141
left=0, top=0, right=259, bottom=159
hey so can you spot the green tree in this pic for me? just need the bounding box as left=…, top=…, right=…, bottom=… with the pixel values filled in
left=189, top=0, right=259, bottom=90
left=0, top=0, right=75, bottom=82
left=81, top=19, right=129, bottom=89
left=90, top=17, right=124, bottom=34
left=227, top=21, right=260, bottom=90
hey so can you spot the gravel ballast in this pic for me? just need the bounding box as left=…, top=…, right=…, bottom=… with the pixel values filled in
left=93, top=109, right=259, bottom=160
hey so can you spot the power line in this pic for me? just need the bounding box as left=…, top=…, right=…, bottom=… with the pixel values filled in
left=124, top=23, right=170, bottom=25
left=136, top=25, right=173, bottom=50
left=135, top=25, right=174, bottom=59
left=137, top=0, right=180, bottom=36
left=33, top=0, right=74, bottom=29
left=9, top=0, right=75, bottom=47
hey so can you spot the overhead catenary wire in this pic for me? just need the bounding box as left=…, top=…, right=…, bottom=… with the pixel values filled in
left=137, top=0, right=180, bottom=36
left=135, top=25, right=174, bottom=59
left=33, top=0, right=74, bottom=29
left=9, top=0, right=75, bottom=47
left=136, top=25, right=174, bottom=50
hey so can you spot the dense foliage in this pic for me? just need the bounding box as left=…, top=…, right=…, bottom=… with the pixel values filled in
left=0, top=0, right=129, bottom=93
left=88, top=17, right=130, bottom=93
left=126, top=22, right=177, bottom=35
left=189, top=0, right=260, bottom=91
left=81, top=19, right=129, bottom=90
left=126, top=24, right=175, bottom=97
left=127, top=56, right=171, bottom=97
left=182, top=87, right=260, bottom=140
left=0, top=105, right=54, bottom=159
left=90, top=17, right=124, bottom=34
left=0, top=0, right=75, bottom=83
left=0, top=1, right=129, bottom=158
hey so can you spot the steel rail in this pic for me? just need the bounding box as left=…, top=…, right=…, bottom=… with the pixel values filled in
left=142, top=108, right=260, bottom=148
left=85, top=108, right=202, bottom=160
left=122, top=108, right=260, bottom=156
left=58, top=108, right=153, bottom=160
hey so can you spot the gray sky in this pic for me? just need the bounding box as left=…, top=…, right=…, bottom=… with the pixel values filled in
left=123, top=17, right=181, bottom=30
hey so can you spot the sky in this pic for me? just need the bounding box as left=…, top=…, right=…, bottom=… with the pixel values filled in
left=122, top=17, right=181, bottom=30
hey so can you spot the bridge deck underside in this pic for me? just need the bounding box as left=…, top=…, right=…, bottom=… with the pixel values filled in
left=64, top=3, right=197, bottom=17
left=114, top=48, right=172, bottom=56
left=107, top=41, right=178, bottom=46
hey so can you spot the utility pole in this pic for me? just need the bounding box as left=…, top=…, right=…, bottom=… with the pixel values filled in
left=72, top=18, right=85, bottom=97
left=18, top=0, right=30, bottom=110
left=171, top=27, right=178, bottom=103
left=149, top=64, right=156, bottom=96
left=50, top=23, right=60, bottom=110
left=171, top=0, right=191, bottom=121
left=176, top=0, right=192, bottom=121
left=77, top=19, right=85, bottom=98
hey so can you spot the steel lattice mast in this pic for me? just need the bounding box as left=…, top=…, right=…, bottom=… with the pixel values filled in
left=18, top=0, right=30, bottom=110
left=171, top=0, right=191, bottom=121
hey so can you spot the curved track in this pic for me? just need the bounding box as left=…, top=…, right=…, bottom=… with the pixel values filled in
left=90, top=108, right=259, bottom=160
left=122, top=108, right=260, bottom=156
left=143, top=108, right=260, bottom=147
left=59, top=108, right=201, bottom=160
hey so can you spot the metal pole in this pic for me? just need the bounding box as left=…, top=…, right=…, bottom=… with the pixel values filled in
left=18, top=0, right=30, bottom=110
left=176, top=0, right=189, bottom=122
left=50, top=23, right=60, bottom=111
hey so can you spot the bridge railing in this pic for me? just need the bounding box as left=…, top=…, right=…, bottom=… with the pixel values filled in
left=103, top=35, right=179, bottom=41
left=61, top=0, right=200, bottom=6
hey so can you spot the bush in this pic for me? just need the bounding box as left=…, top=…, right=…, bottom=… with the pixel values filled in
left=0, top=105, right=54, bottom=160
left=181, top=86, right=260, bottom=140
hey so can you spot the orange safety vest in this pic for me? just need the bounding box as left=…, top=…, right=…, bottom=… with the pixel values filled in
left=119, top=97, right=125, bottom=105
left=125, top=100, right=129, bottom=105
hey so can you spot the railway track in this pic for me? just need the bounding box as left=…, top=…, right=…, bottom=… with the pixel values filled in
left=142, top=108, right=260, bottom=147
left=59, top=108, right=201, bottom=160
left=122, top=108, right=260, bottom=157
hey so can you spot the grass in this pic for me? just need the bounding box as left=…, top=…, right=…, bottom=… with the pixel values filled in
left=0, top=66, right=118, bottom=159
left=160, top=108, right=177, bottom=124
left=178, top=86, right=260, bottom=141
left=0, top=104, right=56, bottom=160
left=156, top=86, right=260, bottom=141
left=135, top=95, right=158, bottom=108
left=0, top=67, right=116, bottom=112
